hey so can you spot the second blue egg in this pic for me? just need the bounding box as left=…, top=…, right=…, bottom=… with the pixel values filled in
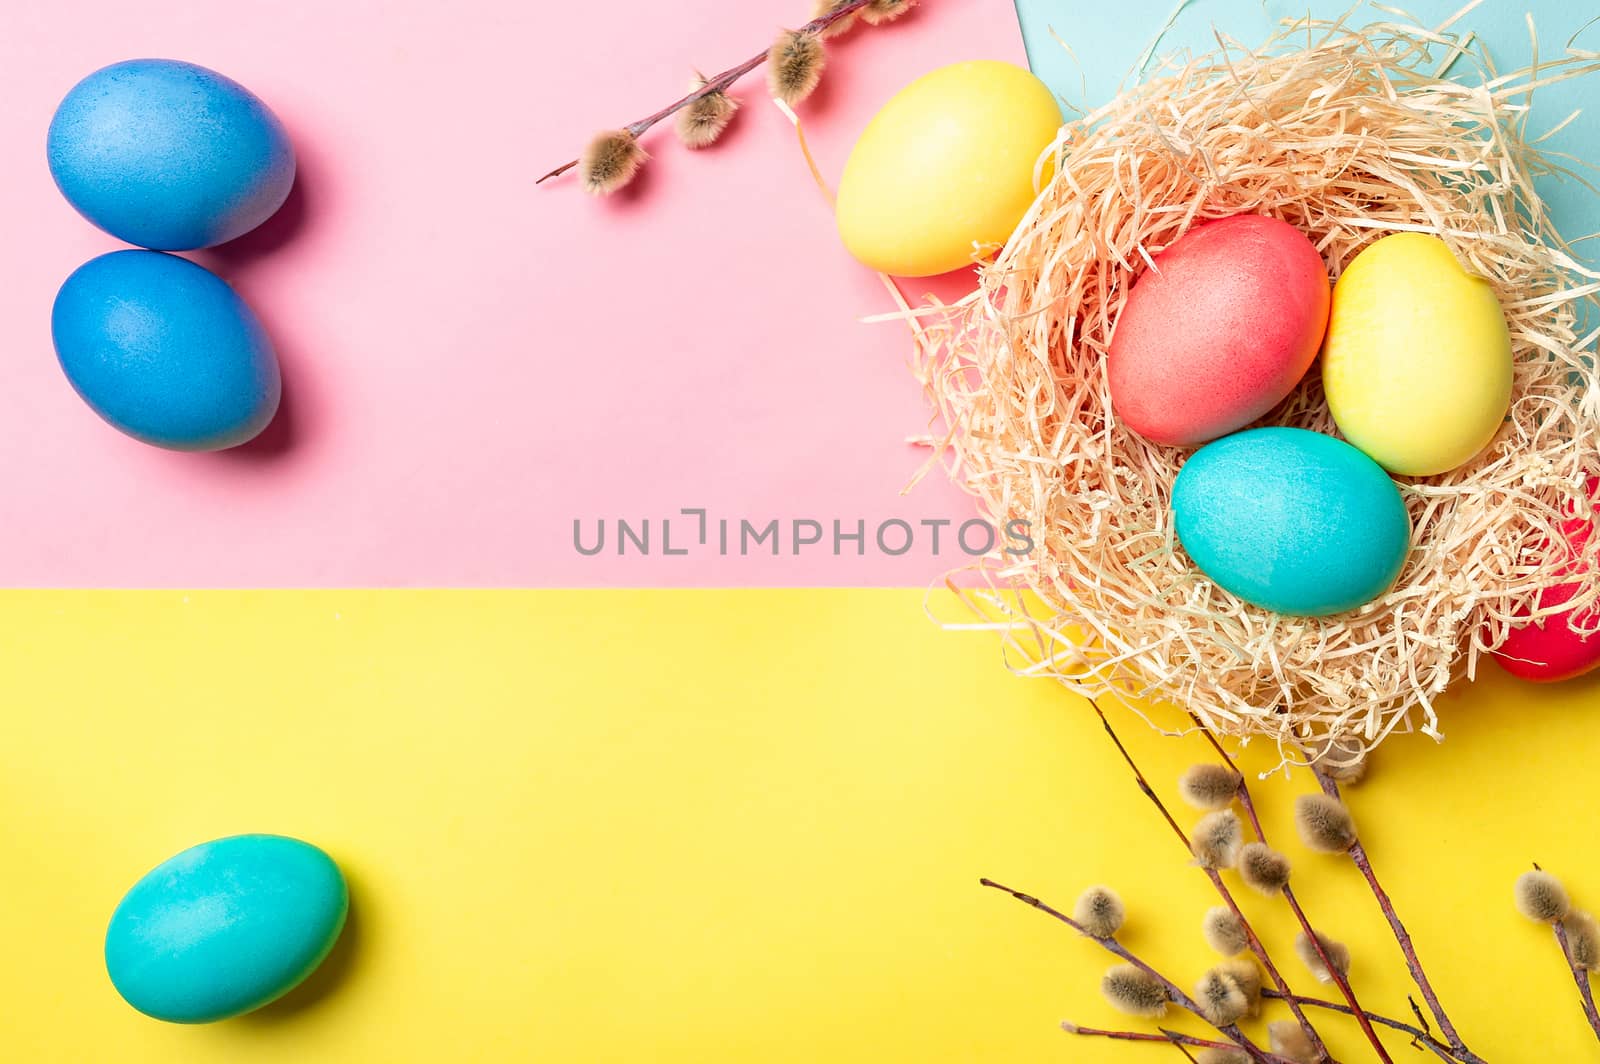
left=52, top=251, right=282, bottom=451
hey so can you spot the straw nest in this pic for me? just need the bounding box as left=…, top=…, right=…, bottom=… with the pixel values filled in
left=911, top=14, right=1600, bottom=758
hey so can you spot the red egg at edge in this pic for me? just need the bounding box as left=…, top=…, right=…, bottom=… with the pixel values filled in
left=1494, top=477, right=1600, bottom=684
left=1107, top=215, right=1331, bottom=447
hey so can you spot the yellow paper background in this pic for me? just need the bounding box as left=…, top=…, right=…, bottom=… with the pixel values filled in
left=2, top=590, right=1596, bottom=1061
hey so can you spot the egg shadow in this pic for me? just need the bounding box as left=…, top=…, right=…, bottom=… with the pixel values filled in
left=695, top=93, right=758, bottom=155
left=239, top=879, right=363, bottom=1026
left=597, top=147, right=659, bottom=212
left=206, top=174, right=311, bottom=269
left=1569, top=665, right=1600, bottom=694
left=211, top=342, right=304, bottom=462
left=193, top=146, right=323, bottom=463
left=909, top=264, right=984, bottom=306
left=870, top=263, right=983, bottom=313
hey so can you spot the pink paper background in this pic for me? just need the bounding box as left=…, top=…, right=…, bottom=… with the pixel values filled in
left=0, top=0, right=1023, bottom=586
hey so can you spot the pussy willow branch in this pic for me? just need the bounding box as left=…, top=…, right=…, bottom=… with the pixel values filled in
left=1552, top=917, right=1600, bottom=1040
left=1194, top=721, right=1393, bottom=1062
left=978, top=878, right=1281, bottom=1062
left=1202, top=869, right=1330, bottom=1056
left=1261, top=991, right=1463, bottom=1063
left=1314, top=771, right=1484, bottom=1063
left=1093, top=706, right=1331, bottom=1061
left=1061, top=1021, right=1293, bottom=1060
left=536, top=0, right=880, bottom=184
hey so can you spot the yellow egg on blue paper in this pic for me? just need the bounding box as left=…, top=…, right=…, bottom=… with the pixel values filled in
left=836, top=61, right=1062, bottom=277
left=1321, top=233, right=1512, bottom=476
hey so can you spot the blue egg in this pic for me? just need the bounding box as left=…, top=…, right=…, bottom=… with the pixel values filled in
left=1172, top=427, right=1411, bottom=616
left=105, top=835, right=348, bottom=1023
left=48, top=59, right=295, bottom=250
left=52, top=251, right=281, bottom=451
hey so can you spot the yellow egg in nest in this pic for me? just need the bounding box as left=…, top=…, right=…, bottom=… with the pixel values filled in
left=1321, top=232, right=1513, bottom=477
left=835, top=61, right=1062, bottom=278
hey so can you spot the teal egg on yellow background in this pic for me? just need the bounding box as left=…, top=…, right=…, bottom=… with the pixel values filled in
left=1173, top=427, right=1411, bottom=616
left=104, top=834, right=347, bottom=1023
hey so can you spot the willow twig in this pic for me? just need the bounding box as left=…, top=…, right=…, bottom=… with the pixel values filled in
left=1314, top=771, right=1484, bottom=1063
left=1262, top=990, right=1464, bottom=1063
left=536, top=0, right=880, bottom=184
left=1552, top=919, right=1600, bottom=1040
left=1195, top=722, right=1392, bottom=1062
left=1061, top=1020, right=1297, bottom=1062
left=978, top=878, right=1275, bottom=1061
left=1094, top=706, right=1331, bottom=1061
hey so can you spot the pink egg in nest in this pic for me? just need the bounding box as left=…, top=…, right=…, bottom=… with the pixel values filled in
left=1494, top=478, right=1600, bottom=683
left=1108, top=214, right=1331, bottom=446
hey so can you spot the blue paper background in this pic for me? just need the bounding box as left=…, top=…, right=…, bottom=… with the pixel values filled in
left=1011, top=0, right=1599, bottom=259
